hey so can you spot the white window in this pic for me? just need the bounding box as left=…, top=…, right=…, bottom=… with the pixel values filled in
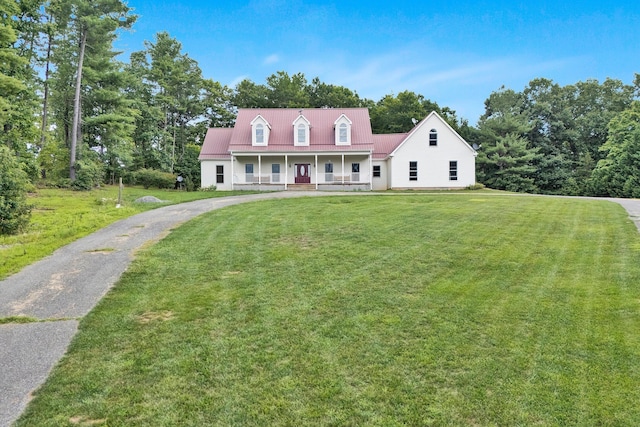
left=334, top=114, right=352, bottom=145
left=256, top=124, right=264, bottom=143
left=325, top=163, right=333, bottom=182
left=352, top=163, right=360, bottom=182
left=449, top=161, right=458, bottom=181
left=245, top=163, right=254, bottom=182
left=216, top=165, right=224, bottom=184
left=251, top=115, right=270, bottom=146
left=339, top=123, right=348, bottom=143
left=409, top=161, right=418, bottom=181
left=429, top=129, right=438, bottom=146
left=293, top=115, right=310, bottom=146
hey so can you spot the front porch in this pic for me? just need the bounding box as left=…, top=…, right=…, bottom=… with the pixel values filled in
left=232, top=182, right=371, bottom=191
left=230, top=152, right=373, bottom=191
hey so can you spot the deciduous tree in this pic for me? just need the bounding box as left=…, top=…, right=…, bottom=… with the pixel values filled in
left=370, top=90, right=459, bottom=134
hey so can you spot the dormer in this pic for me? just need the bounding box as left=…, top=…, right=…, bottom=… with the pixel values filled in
left=334, top=114, right=352, bottom=146
left=293, top=114, right=311, bottom=146
left=250, top=115, right=271, bottom=146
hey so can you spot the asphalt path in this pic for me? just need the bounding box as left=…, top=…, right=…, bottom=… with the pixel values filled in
left=0, top=192, right=639, bottom=426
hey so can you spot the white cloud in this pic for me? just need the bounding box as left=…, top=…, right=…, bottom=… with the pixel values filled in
left=228, top=75, right=249, bottom=88
left=288, top=45, right=584, bottom=122
left=296, top=45, right=582, bottom=98
left=263, top=54, right=280, bottom=65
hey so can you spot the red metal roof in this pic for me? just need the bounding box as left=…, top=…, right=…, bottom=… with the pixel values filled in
left=372, top=133, right=407, bottom=159
left=199, top=128, right=233, bottom=159
left=228, top=108, right=375, bottom=152
left=199, top=108, right=411, bottom=159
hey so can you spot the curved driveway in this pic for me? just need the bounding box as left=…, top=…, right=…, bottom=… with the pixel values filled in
left=1, top=191, right=639, bottom=426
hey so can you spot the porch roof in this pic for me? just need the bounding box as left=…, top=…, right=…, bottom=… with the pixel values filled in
left=199, top=128, right=233, bottom=160
left=372, top=133, right=407, bottom=159
left=230, top=146, right=373, bottom=155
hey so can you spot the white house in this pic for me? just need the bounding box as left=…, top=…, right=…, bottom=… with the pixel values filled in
left=199, top=108, right=476, bottom=191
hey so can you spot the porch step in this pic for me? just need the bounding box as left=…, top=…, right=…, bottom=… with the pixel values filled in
left=287, top=184, right=316, bottom=191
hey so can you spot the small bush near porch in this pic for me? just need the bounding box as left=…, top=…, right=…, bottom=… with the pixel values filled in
left=16, top=195, right=640, bottom=426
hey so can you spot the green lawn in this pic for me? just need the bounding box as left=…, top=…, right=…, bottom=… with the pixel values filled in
left=15, top=195, right=640, bottom=426
left=0, top=186, right=252, bottom=280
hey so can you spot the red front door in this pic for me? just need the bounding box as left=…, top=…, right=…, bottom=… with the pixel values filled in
left=295, top=164, right=311, bottom=184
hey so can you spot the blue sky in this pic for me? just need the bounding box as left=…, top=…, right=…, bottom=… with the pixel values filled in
left=115, top=0, right=640, bottom=123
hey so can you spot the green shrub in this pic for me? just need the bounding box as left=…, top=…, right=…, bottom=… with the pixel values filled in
left=0, top=146, right=32, bottom=235
left=133, top=168, right=175, bottom=189
left=38, top=140, right=70, bottom=182
left=46, top=178, right=72, bottom=189
left=466, top=183, right=486, bottom=190
left=72, top=159, right=105, bottom=190
left=184, top=176, right=195, bottom=192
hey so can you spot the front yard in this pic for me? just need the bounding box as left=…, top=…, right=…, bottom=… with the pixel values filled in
left=15, top=194, right=640, bottom=426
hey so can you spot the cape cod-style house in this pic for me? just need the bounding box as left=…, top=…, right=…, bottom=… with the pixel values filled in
left=199, top=108, right=476, bottom=191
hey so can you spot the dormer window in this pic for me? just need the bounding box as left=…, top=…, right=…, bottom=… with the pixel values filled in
left=293, top=114, right=310, bottom=146
left=256, top=124, right=264, bottom=143
left=334, top=114, right=352, bottom=145
left=339, top=124, right=347, bottom=143
left=251, top=115, right=270, bottom=146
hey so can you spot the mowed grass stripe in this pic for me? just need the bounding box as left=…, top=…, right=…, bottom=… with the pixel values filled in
left=16, top=195, right=640, bottom=426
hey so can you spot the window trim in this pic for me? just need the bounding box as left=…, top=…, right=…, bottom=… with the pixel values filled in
left=334, top=114, right=352, bottom=145
left=449, top=160, right=458, bottom=181
left=251, top=115, right=270, bottom=146
left=339, top=123, right=348, bottom=143
left=409, top=161, right=418, bottom=181
left=429, top=129, right=438, bottom=146
left=245, top=163, right=254, bottom=182
left=293, top=115, right=311, bottom=146
left=255, top=124, right=264, bottom=144
left=216, top=165, right=224, bottom=184
left=373, top=165, right=381, bottom=178
left=325, top=162, right=334, bottom=182
left=272, top=163, right=280, bottom=183
left=351, top=162, right=360, bottom=182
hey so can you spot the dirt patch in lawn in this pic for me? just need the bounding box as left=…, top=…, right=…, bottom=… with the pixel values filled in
left=136, top=311, right=175, bottom=324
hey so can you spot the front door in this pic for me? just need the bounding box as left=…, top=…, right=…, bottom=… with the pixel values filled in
left=295, top=163, right=311, bottom=184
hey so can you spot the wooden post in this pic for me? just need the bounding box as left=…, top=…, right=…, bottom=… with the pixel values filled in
left=117, top=177, right=123, bottom=208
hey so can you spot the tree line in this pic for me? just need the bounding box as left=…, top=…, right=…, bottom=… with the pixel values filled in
left=472, top=77, right=640, bottom=197
left=1, top=0, right=639, bottom=234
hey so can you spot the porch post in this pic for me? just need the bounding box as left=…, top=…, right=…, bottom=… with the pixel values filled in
left=230, top=152, right=234, bottom=191
left=315, top=154, right=318, bottom=190
left=341, top=154, right=345, bottom=185
left=258, top=155, right=262, bottom=185
left=369, top=151, right=373, bottom=190
left=285, top=154, right=288, bottom=190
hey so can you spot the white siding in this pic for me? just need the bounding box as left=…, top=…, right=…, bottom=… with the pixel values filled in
left=372, top=160, right=388, bottom=190
left=390, top=114, right=476, bottom=189
left=200, top=160, right=232, bottom=190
